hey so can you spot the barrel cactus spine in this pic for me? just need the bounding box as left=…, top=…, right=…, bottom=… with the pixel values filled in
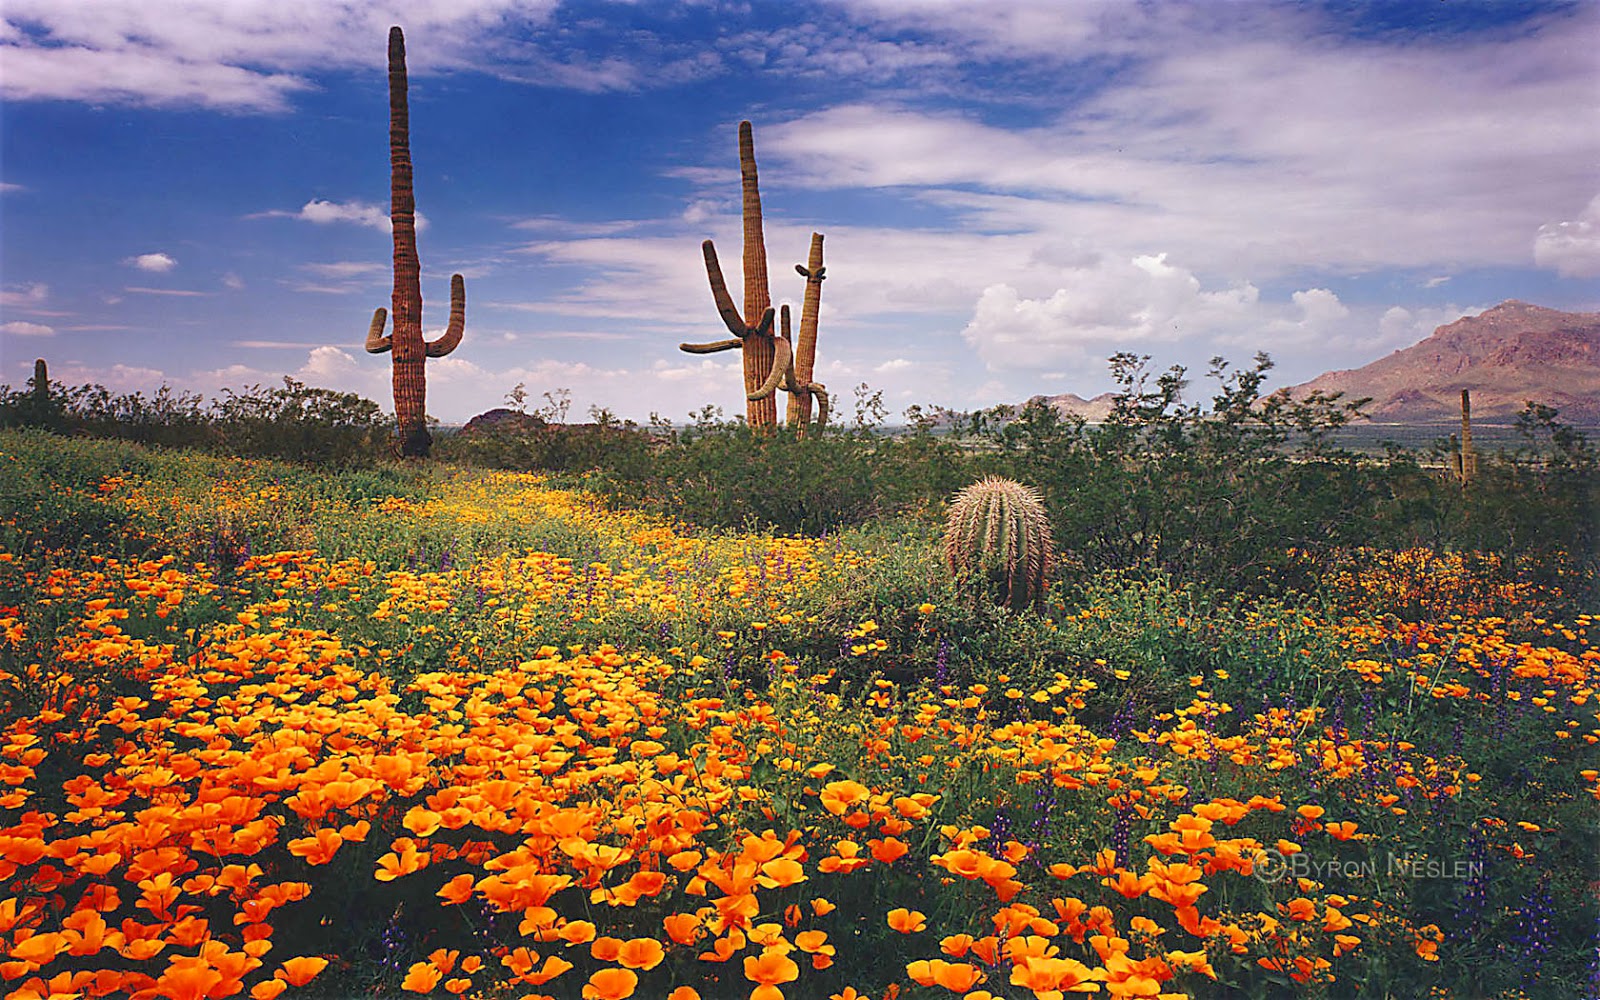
left=363, top=25, right=465, bottom=458
left=943, top=477, right=1054, bottom=610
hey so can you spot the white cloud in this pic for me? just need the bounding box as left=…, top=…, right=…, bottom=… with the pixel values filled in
left=1377, top=304, right=1487, bottom=351
left=125, top=286, right=206, bottom=297
left=0, top=182, right=24, bottom=193
left=0, top=1, right=557, bottom=111
left=222, top=272, right=246, bottom=290
left=756, top=12, right=1599, bottom=277
left=1534, top=194, right=1600, bottom=278
left=301, top=261, right=386, bottom=279
left=0, top=283, right=49, bottom=309
left=961, top=253, right=1263, bottom=370
left=1, top=320, right=54, bottom=337
left=254, top=199, right=424, bottom=232
left=125, top=252, right=177, bottom=272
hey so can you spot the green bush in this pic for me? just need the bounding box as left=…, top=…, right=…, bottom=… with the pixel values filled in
left=0, top=375, right=390, bottom=467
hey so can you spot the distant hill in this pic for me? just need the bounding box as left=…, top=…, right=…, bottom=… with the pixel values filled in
left=1288, top=300, right=1600, bottom=423
left=1023, top=391, right=1120, bottom=423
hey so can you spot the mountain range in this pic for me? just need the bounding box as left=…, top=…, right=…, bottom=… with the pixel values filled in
left=1030, top=300, right=1600, bottom=424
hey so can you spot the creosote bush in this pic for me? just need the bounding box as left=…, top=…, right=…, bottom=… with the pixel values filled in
left=0, top=375, right=390, bottom=467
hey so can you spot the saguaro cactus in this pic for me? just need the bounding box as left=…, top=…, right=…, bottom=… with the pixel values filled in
left=363, top=25, right=464, bottom=458
left=943, top=477, right=1054, bottom=610
left=682, top=120, right=799, bottom=428
left=785, top=233, right=828, bottom=429
left=1456, top=388, right=1476, bottom=486
left=748, top=305, right=829, bottom=428
left=30, top=359, right=48, bottom=409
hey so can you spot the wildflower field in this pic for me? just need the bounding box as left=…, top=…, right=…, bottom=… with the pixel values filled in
left=0, top=428, right=1595, bottom=1000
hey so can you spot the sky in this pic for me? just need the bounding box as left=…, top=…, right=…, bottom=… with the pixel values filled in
left=2, top=0, right=1598, bottom=426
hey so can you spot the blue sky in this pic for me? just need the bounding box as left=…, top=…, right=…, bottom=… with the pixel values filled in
left=2, top=0, right=1597, bottom=424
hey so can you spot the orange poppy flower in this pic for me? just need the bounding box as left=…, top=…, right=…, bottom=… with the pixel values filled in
left=887, top=908, right=927, bottom=933
left=401, top=962, right=441, bottom=993
left=523, top=954, right=574, bottom=986
left=819, top=780, right=870, bottom=816
left=744, top=951, right=800, bottom=1000
left=663, top=912, right=703, bottom=946
left=275, top=956, right=327, bottom=987
left=869, top=838, right=909, bottom=864
left=582, top=967, right=639, bottom=1000
left=616, top=938, right=665, bottom=971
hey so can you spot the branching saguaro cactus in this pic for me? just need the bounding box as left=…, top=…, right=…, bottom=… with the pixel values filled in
left=363, top=25, right=464, bottom=458
left=681, top=121, right=827, bottom=430
left=943, top=477, right=1054, bottom=610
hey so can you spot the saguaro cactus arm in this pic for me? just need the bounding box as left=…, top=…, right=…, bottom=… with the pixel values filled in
left=749, top=317, right=795, bottom=401
left=680, top=338, right=744, bottom=355
left=702, top=240, right=748, bottom=338
left=683, top=240, right=775, bottom=353
left=423, top=274, right=466, bottom=358
left=365, top=308, right=392, bottom=354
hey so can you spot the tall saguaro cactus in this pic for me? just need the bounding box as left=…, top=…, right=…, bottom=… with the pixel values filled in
left=682, top=120, right=828, bottom=429
left=363, top=25, right=464, bottom=458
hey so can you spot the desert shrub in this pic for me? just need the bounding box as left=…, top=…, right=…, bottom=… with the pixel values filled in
left=977, top=353, right=1375, bottom=593
left=588, top=421, right=979, bottom=536
left=210, top=378, right=390, bottom=466
left=436, top=408, right=654, bottom=476
left=0, top=375, right=391, bottom=466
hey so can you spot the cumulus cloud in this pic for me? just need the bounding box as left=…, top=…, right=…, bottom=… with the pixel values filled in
left=961, top=253, right=1263, bottom=370
left=1534, top=195, right=1600, bottom=278
left=125, top=252, right=176, bottom=272
left=1377, top=304, right=1487, bottom=350
left=1, top=320, right=54, bottom=337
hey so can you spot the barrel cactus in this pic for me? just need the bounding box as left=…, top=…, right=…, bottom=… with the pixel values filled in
left=943, top=477, right=1053, bottom=610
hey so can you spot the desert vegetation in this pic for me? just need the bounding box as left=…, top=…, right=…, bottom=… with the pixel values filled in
left=0, top=344, right=1595, bottom=1000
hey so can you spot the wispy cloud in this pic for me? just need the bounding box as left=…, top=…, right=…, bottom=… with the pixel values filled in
left=125, top=286, right=207, bottom=297
left=1, top=320, right=54, bottom=337
left=0, top=0, right=560, bottom=112
left=251, top=199, right=422, bottom=232
left=301, top=261, right=387, bottom=279
left=0, top=283, right=50, bottom=310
